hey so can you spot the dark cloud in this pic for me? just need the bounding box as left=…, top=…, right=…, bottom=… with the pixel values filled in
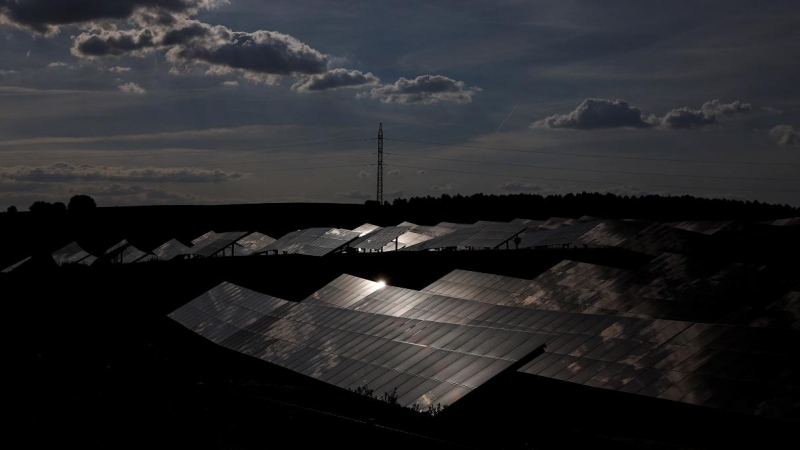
left=0, top=0, right=216, bottom=35
left=334, top=190, right=371, bottom=200
left=497, top=181, right=545, bottom=192
left=362, top=75, right=480, bottom=104
left=769, top=125, right=800, bottom=148
left=292, top=69, right=379, bottom=93
left=534, top=98, right=654, bottom=130
left=385, top=190, right=404, bottom=198
left=72, top=28, right=158, bottom=58
left=430, top=183, right=459, bottom=191
left=0, top=162, right=244, bottom=183
left=78, top=184, right=203, bottom=204
left=537, top=98, right=754, bottom=130
left=165, top=24, right=328, bottom=78
left=659, top=107, right=716, bottom=129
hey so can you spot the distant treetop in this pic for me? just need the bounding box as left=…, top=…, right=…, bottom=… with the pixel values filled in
left=68, top=195, right=97, bottom=212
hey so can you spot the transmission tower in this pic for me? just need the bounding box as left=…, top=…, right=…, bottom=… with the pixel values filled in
left=377, top=123, right=383, bottom=205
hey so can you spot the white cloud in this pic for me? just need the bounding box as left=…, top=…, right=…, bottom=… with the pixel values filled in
left=118, top=82, right=146, bottom=94
left=362, top=75, right=481, bottom=105
left=769, top=125, right=800, bottom=148
left=292, top=69, right=379, bottom=93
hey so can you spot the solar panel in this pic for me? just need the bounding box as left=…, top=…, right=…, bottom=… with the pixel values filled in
left=152, top=239, right=192, bottom=261
left=517, top=221, right=602, bottom=249
left=668, top=221, right=736, bottom=235
left=352, top=223, right=381, bottom=237
left=419, top=269, right=799, bottom=420
left=2, top=256, right=31, bottom=273
left=170, top=279, right=546, bottom=409
left=191, top=231, right=215, bottom=245
left=120, top=245, right=154, bottom=263
left=404, top=223, right=526, bottom=251
left=52, top=242, right=91, bottom=266
left=266, top=228, right=360, bottom=256
left=351, top=227, right=410, bottom=251
left=190, top=231, right=251, bottom=258
left=234, top=232, right=276, bottom=256
left=297, top=228, right=361, bottom=257
left=104, top=239, right=130, bottom=255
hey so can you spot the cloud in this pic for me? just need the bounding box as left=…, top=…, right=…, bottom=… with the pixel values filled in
left=334, top=190, right=371, bottom=200
left=385, top=190, right=404, bottom=198
left=417, top=170, right=426, bottom=175
left=105, top=66, right=132, bottom=74
left=0, top=162, right=244, bottom=183
left=362, top=75, right=481, bottom=105
left=76, top=184, right=205, bottom=204
left=533, top=98, right=654, bottom=130
left=535, top=98, right=755, bottom=130
left=701, top=99, right=752, bottom=116
left=222, top=80, right=238, bottom=87
left=497, top=181, right=545, bottom=191
left=430, top=183, right=458, bottom=191
left=0, top=69, right=17, bottom=76
left=659, top=107, right=716, bottom=129
left=118, top=82, right=146, bottom=94
left=358, top=170, right=370, bottom=179
left=47, top=61, right=74, bottom=69
left=164, top=22, right=328, bottom=79
left=292, top=69, right=379, bottom=93
left=72, top=27, right=160, bottom=58
left=0, top=0, right=221, bottom=35
left=769, top=125, right=800, bottom=148
left=388, top=170, right=400, bottom=175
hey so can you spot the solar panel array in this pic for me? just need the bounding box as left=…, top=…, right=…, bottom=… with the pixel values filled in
left=190, top=231, right=251, bottom=258
left=120, top=245, right=155, bottom=264
left=152, top=239, right=192, bottom=261
left=422, top=268, right=799, bottom=420
left=169, top=278, right=547, bottom=409
left=404, top=222, right=526, bottom=251
left=52, top=242, right=91, bottom=266
left=234, top=232, right=276, bottom=256
left=1, top=256, right=31, bottom=273
left=352, top=223, right=381, bottom=236
left=264, top=228, right=360, bottom=257
left=351, top=227, right=413, bottom=251
left=104, top=239, right=130, bottom=255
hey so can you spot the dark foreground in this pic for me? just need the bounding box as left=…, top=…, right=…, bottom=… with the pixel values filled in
left=7, top=249, right=796, bottom=449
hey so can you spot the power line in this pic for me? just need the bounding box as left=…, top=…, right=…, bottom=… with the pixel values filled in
left=386, top=163, right=800, bottom=194
left=385, top=138, right=800, bottom=167
left=386, top=152, right=798, bottom=182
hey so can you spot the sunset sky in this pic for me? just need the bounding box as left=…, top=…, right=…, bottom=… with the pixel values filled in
left=1, top=0, right=798, bottom=210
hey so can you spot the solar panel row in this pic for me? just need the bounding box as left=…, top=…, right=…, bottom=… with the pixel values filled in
left=169, top=280, right=547, bottom=409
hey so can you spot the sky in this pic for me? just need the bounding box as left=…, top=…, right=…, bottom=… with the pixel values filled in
left=0, top=0, right=798, bottom=210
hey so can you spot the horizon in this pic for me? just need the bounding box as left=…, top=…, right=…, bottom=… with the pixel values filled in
left=1, top=1, right=799, bottom=210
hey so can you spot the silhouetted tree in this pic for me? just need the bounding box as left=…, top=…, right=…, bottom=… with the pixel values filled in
left=29, top=201, right=53, bottom=213
left=53, top=202, right=67, bottom=212
left=6, top=205, right=16, bottom=213
left=68, top=195, right=97, bottom=212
